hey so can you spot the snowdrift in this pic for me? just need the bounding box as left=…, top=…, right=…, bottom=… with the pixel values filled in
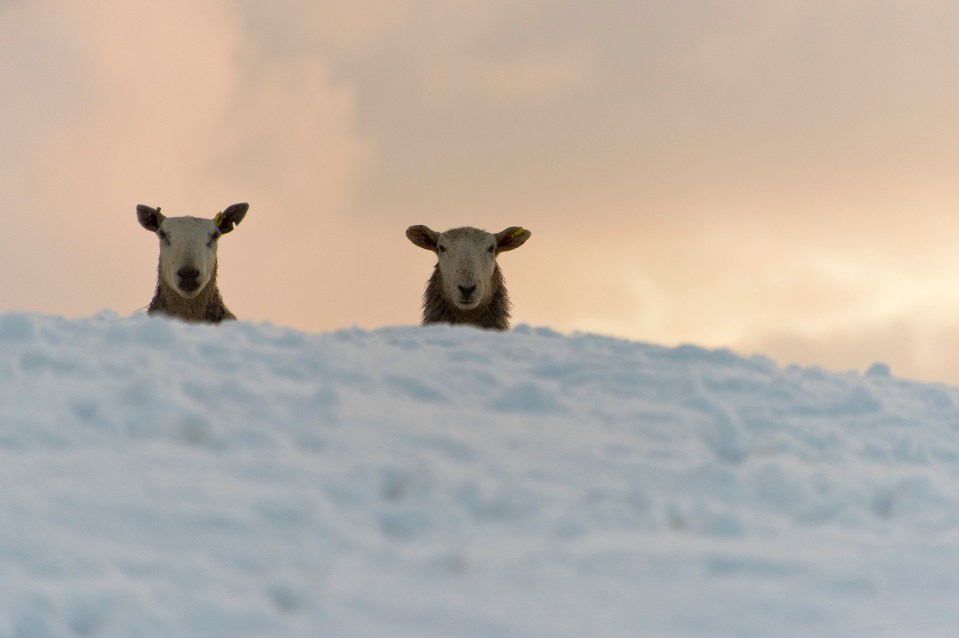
left=2, top=312, right=959, bottom=637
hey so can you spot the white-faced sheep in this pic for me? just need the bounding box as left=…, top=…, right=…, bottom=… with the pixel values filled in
left=137, top=203, right=248, bottom=323
left=406, top=225, right=531, bottom=330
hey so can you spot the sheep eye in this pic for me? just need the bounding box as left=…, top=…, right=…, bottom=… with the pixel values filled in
left=438, top=244, right=447, bottom=254
left=157, top=230, right=169, bottom=243
left=207, top=231, right=221, bottom=247
left=487, top=245, right=495, bottom=254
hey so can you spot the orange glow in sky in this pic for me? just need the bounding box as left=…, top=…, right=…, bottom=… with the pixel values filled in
left=4, top=2, right=959, bottom=383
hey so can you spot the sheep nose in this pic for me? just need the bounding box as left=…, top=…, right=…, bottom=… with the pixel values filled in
left=177, top=267, right=200, bottom=282
left=457, top=284, right=477, bottom=299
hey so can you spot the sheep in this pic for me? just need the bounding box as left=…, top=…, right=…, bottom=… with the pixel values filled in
left=406, top=224, right=531, bottom=330
left=136, top=203, right=248, bottom=323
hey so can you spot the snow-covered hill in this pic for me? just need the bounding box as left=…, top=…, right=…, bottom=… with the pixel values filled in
left=2, top=313, right=959, bottom=637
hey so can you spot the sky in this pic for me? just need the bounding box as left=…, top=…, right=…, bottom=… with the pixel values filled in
left=4, top=0, right=959, bottom=384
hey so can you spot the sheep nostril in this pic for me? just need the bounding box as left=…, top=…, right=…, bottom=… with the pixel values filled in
left=177, top=267, right=200, bottom=282
left=457, top=284, right=477, bottom=299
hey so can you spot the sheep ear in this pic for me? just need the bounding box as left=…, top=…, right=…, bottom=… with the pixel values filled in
left=495, top=227, right=531, bottom=252
left=137, top=205, right=165, bottom=232
left=406, top=225, right=439, bottom=251
left=214, top=202, right=249, bottom=234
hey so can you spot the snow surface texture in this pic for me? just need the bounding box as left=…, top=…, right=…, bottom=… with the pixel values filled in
left=2, top=312, right=959, bottom=637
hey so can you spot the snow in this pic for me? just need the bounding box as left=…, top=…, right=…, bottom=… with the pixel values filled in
left=3, top=312, right=959, bottom=637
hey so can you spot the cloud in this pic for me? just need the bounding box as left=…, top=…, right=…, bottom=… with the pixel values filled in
left=425, top=46, right=592, bottom=106
left=739, top=308, right=959, bottom=386
left=6, top=0, right=959, bottom=386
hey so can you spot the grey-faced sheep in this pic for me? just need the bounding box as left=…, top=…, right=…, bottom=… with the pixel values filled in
left=406, top=225, right=531, bottom=330
left=137, top=203, right=248, bottom=323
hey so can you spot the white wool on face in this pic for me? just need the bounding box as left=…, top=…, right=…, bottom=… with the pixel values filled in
left=435, top=227, right=498, bottom=310
left=157, top=216, right=220, bottom=299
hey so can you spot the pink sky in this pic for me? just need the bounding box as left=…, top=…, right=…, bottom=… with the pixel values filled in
left=5, top=1, right=959, bottom=383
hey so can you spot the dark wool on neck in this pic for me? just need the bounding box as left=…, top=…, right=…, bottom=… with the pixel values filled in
left=422, top=264, right=511, bottom=330
left=147, top=262, right=236, bottom=323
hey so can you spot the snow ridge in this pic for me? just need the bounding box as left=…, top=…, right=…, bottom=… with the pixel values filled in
left=2, top=312, right=959, bottom=637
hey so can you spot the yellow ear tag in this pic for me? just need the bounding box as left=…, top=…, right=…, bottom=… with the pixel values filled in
left=510, top=227, right=526, bottom=238
left=213, top=211, right=225, bottom=226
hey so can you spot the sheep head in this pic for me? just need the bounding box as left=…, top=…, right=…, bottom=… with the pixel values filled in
left=137, top=203, right=248, bottom=299
left=407, top=225, right=531, bottom=311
